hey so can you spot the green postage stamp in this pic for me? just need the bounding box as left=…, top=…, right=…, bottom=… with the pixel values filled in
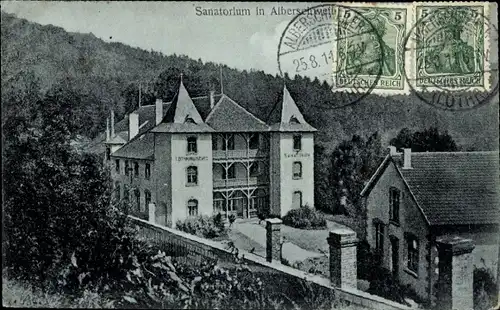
left=412, top=3, right=492, bottom=92
left=335, top=4, right=410, bottom=95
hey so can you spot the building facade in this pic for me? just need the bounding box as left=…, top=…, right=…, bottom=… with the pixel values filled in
left=361, top=148, right=500, bottom=304
left=103, top=79, right=316, bottom=227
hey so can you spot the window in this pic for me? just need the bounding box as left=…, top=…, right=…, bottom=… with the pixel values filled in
left=134, top=188, right=140, bottom=212
left=389, top=187, right=400, bottom=223
left=223, top=165, right=236, bottom=179
left=188, top=199, right=198, bottom=217
left=187, top=137, right=197, bottom=154
left=293, top=161, right=302, bottom=179
left=145, top=163, right=151, bottom=180
left=406, top=234, right=419, bottom=274
left=213, top=192, right=226, bottom=214
left=115, top=159, right=120, bottom=173
left=185, top=116, right=196, bottom=124
left=249, top=134, right=259, bottom=149
left=292, top=191, right=302, bottom=209
left=293, top=135, right=302, bottom=151
left=289, top=116, right=300, bottom=124
left=134, top=162, right=139, bottom=177
left=114, top=181, right=121, bottom=201
left=212, top=135, right=218, bottom=150
left=222, top=135, right=235, bottom=150
left=225, top=165, right=236, bottom=179
left=374, top=222, right=384, bottom=254
left=187, top=166, right=198, bottom=185
left=106, top=147, right=111, bottom=160
left=249, top=162, right=260, bottom=177
left=144, top=190, right=151, bottom=212
left=125, top=160, right=130, bottom=176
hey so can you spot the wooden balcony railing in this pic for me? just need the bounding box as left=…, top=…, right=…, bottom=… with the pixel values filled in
left=213, top=177, right=268, bottom=188
left=212, top=149, right=269, bottom=159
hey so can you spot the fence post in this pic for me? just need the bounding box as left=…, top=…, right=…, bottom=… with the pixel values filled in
left=327, top=228, right=358, bottom=289
left=266, top=218, right=282, bottom=263
left=148, top=203, right=155, bottom=224
left=435, top=236, right=475, bottom=310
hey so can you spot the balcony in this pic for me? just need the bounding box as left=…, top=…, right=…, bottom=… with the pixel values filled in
left=213, top=149, right=268, bottom=160
left=213, top=177, right=268, bottom=188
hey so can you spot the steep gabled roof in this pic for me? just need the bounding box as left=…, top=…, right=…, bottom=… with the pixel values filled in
left=205, top=95, right=270, bottom=132
left=267, top=85, right=316, bottom=132
left=362, top=151, right=500, bottom=226
left=111, top=132, right=155, bottom=160
left=151, top=80, right=213, bottom=133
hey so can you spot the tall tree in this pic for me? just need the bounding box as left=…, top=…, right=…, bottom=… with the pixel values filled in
left=328, top=132, right=384, bottom=217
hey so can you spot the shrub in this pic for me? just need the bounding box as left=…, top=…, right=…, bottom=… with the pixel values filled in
left=176, top=214, right=227, bottom=239
left=473, top=267, right=498, bottom=310
left=357, top=239, right=377, bottom=280
left=367, top=266, right=408, bottom=305
left=282, top=205, right=327, bottom=229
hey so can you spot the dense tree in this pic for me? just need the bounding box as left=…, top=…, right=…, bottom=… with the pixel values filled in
left=2, top=86, right=135, bottom=289
left=390, top=127, right=458, bottom=152
left=327, top=132, right=384, bottom=217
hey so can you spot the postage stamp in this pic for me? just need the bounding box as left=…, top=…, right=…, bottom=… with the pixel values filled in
left=412, top=2, right=492, bottom=92
left=335, top=4, right=410, bottom=95
left=277, top=4, right=384, bottom=108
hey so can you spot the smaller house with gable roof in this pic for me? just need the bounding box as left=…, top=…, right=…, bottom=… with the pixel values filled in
left=360, top=147, right=499, bottom=303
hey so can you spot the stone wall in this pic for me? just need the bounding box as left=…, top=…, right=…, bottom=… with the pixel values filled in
left=129, top=215, right=411, bottom=310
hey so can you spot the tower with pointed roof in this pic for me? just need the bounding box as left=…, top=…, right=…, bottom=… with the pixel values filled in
left=267, top=85, right=316, bottom=216
left=150, top=79, right=214, bottom=226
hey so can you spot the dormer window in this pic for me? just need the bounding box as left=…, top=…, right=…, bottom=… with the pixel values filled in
left=184, top=116, right=196, bottom=124
left=289, top=116, right=300, bottom=124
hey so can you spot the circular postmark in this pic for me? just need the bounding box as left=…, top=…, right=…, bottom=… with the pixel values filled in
left=277, top=4, right=386, bottom=109
left=403, top=5, right=499, bottom=111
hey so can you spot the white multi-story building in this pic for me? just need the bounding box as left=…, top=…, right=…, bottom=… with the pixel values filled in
left=103, top=78, right=316, bottom=227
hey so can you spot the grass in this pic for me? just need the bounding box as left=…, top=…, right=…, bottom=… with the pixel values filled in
left=3, top=276, right=70, bottom=308
left=2, top=275, right=115, bottom=308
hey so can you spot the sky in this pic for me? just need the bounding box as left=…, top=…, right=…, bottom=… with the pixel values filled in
left=1, top=1, right=324, bottom=74
left=2, top=1, right=497, bottom=82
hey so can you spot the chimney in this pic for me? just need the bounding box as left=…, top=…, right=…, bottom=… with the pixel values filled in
left=155, top=98, right=163, bottom=125
left=210, top=90, right=216, bottom=109
left=388, top=145, right=397, bottom=156
left=105, top=117, right=110, bottom=141
left=403, top=148, right=412, bottom=169
left=129, top=112, right=139, bottom=140
left=110, top=109, right=115, bottom=137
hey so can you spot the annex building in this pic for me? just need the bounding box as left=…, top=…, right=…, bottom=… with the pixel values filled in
left=361, top=148, right=500, bottom=303
left=102, top=78, right=316, bottom=227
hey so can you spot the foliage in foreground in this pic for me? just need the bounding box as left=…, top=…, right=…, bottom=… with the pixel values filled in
left=282, top=205, right=327, bottom=230
left=175, top=213, right=227, bottom=239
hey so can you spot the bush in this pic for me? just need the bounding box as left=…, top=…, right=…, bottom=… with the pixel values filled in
left=473, top=267, right=498, bottom=310
left=367, top=266, right=408, bottom=305
left=282, top=205, right=327, bottom=229
left=176, top=214, right=227, bottom=239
